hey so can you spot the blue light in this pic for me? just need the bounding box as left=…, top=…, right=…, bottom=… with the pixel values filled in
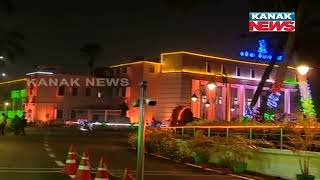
left=257, top=39, right=268, bottom=54
left=238, top=39, right=284, bottom=62
left=267, top=92, right=281, bottom=108
left=277, top=55, right=283, bottom=61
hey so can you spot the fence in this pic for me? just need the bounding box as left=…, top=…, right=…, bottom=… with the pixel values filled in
left=163, top=125, right=320, bottom=150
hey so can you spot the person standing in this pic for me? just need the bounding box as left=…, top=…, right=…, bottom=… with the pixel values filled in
left=0, top=113, right=7, bottom=135
left=12, top=115, right=21, bottom=135
left=21, top=114, right=27, bottom=136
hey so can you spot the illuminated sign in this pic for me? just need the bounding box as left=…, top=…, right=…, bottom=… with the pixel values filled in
left=240, top=39, right=284, bottom=61
left=249, top=12, right=295, bottom=32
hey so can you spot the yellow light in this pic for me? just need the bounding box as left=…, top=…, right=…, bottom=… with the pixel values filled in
left=0, top=78, right=27, bottom=85
left=161, top=51, right=297, bottom=69
left=207, top=81, right=216, bottom=90
left=191, top=94, right=198, bottom=102
left=110, top=61, right=160, bottom=68
left=297, top=65, right=310, bottom=76
left=4, top=102, right=9, bottom=106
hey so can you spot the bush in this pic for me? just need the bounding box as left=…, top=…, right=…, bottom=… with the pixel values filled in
left=188, top=131, right=216, bottom=164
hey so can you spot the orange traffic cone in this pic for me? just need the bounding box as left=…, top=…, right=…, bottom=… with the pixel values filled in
left=122, top=168, right=134, bottom=180
left=74, top=150, right=92, bottom=180
left=94, top=157, right=110, bottom=180
left=61, top=144, right=77, bottom=176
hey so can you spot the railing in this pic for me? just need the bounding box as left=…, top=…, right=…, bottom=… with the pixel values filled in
left=162, top=125, right=320, bottom=150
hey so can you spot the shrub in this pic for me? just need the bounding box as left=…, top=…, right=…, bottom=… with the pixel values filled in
left=188, top=131, right=216, bottom=164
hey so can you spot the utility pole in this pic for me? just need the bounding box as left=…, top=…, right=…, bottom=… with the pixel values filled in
left=136, top=81, right=147, bottom=180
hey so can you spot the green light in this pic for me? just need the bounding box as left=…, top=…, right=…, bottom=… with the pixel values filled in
left=11, top=90, right=20, bottom=99
left=283, top=79, right=299, bottom=85
left=263, top=113, right=274, bottom=121
left=301, top=98, right=316, bottom=116
left=20, top=89, right=27, bottom=98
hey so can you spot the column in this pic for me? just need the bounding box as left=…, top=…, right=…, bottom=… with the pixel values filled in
left=238, top=85, right=245, bottom=117
left=284, top=89, right=291, bottom=114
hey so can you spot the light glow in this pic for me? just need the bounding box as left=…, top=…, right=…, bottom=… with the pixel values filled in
left=207, top=81, right=216, bottom=90
left=191, top=94, right=198, bottom=102
left=26, top=71, right=54, bottom=76
left=110, top=61, right=160, bottom=68
left=205, top=102, right=210, bottom=108
left=297, top=65, right=310, bottom=76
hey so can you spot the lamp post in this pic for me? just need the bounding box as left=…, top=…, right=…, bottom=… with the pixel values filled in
left=134, top=81, right=157, bottom=180
left=136, top=81, right=147, bottom=180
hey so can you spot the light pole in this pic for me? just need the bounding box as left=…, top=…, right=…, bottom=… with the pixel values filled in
left=134, top=81, right=157, bottom=180
left=136, top=81, right=147, bottom=180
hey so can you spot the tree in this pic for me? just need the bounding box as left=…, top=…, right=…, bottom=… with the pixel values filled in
left=0, top=31, right=24, bottom=65
left=80, top=43, right=103, bottom=75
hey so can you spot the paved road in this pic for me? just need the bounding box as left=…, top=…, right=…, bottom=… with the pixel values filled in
left=0, top=127, right=253, bottom=180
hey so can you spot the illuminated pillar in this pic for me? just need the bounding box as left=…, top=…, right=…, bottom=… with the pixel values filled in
left=238, top=85, right=245, bottom=117
left=284, top=89, right=291, bottom=114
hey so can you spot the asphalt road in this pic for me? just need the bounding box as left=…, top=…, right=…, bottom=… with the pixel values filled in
left=0, top=126, right=253, bottom=180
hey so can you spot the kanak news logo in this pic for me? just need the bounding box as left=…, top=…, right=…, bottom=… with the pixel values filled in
left=249, top=12, right=295, bottom=32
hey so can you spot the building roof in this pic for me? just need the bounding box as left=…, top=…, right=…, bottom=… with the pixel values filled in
left=161, top=51, right=297, bottom=69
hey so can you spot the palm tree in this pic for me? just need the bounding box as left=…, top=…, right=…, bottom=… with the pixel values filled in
left=80, top=43, right=103, bottom=75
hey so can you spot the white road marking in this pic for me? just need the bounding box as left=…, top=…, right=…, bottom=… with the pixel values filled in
left=55, top=160, right=65, bottom=167
left=48, top=153, right=56, bottom=158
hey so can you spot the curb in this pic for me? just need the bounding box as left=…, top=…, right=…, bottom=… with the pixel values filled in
left=148, top=152, right=256, bottom=180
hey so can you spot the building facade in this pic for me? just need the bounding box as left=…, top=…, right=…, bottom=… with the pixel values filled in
left=110, top=51, right=301, bottom=123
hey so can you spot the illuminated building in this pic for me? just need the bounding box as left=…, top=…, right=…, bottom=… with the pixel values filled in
left=110, top=51, right=302, bottom=123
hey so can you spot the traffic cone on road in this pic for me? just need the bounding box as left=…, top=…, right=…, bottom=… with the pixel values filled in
left=94, top=156, right=110, bottom=180
left=61, top=144, right=77, bottom=176
left=121, top=168, right=134, bottom=180
left=74, top=150, right=92, bottom=180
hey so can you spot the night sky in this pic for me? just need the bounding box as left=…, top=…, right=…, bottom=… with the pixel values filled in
left=0, top=0, right=319, bottom=79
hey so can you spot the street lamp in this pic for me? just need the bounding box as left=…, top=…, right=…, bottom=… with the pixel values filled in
left=191, top=94, right=198, bottom=102
left=1, top=72, right=6, bottom=77
left=207, top=81, right=217, bottom=90
left=0, top=56, right=4, bottom=59
left=205, top=101, right=210, bottom=108
left=297, top=65, right=310, bottom=76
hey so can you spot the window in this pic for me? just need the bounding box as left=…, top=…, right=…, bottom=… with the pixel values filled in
left=57, top=109, right=63, bottom=119
left=206, top=62, right=211, bottom=73
left=250, top=69, right=255, bottom=78
left=58, top=86, right=65, bottom=96
left=221, top=64, right=226, bottom=74
left=114, top=68, right=120, bottom=75
left=72, top=87, right=78, bottom=96
left=119, top=87, right=126, bottom=97
left=122, top=67, right=127, bottom=74
left=149, top=65, right=155, bottom=73
left=85, top=88, right=91, bottom=96
left=236, top=67, right=241, bottom=76
left=112, top=88, right=117, bottom=97
left=97, top=91, right=103, bottom=98
left=71, top=110, right=76, bottom=119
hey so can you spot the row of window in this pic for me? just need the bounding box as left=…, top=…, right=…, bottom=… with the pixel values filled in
left=57, top=86, right=92, bottom=96
left=206, top=63, right=256, bottom=78
left=113, top=65, right=155, bottom=75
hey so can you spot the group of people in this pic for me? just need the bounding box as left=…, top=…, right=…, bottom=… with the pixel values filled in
left=0, top=113, right=27, bottom=136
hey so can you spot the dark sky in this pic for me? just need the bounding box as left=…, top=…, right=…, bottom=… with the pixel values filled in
left=0, top=0, right=319, bottom=79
